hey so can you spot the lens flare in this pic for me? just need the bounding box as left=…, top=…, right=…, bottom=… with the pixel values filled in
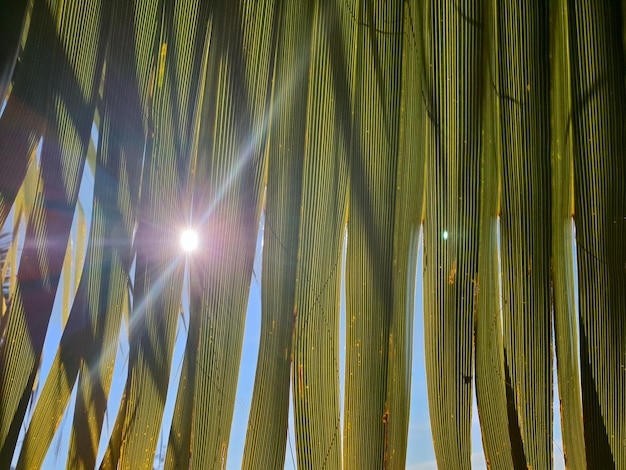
left=181, top=229, right=199, bottom=252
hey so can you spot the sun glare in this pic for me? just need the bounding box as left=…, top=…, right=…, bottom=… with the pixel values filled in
left=181, top=229, right=199, bottom=252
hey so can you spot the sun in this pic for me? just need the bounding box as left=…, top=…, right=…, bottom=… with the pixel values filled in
left=180, top=229, right=199, bottom=252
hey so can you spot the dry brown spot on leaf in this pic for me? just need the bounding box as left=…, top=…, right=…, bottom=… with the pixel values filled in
left=448, top=258, right=457, bottom=284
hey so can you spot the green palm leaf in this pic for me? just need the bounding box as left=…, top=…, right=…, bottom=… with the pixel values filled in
left=168, top=2, right=273, bottom=468
left=494, top=3, right=553, bottom=468
left=242, top=1, right=302, bottom=467
left=422, top=2, right=484, bottom=467
left=109, top=0, right=210, bottom=466
left=474, top=4, right=514, bottom=467
left=343, top=1, right=415, bottom=469
left=0, top=0, right=108, bottom=461
left=382, top=3, right=426, bottom=467
left=568, top=2, right=626, bottom=467
left=550, top=1, right=585, bottom=468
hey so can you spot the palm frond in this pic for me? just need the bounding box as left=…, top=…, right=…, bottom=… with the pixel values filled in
left=0, top=0, right=624, bottom=468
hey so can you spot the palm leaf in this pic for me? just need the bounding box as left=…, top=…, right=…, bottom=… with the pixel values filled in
left=473, top=3, right=514, bottom=467
left=549, top=1, right=585, bottom=467
left=0, top=0, right=83, bottom=227
left=343, top=1, right=413, bottom=468
left=382, top=2, right=426, bottom=467
left=285, top=2, right=354, bottom=467
left=0, top=0, right=109, bottom=461
left=166, top=1, right=274, bottom=467
left=110, top=0, right=209, bottom=466
left=495, top=3, right=553, bottom=468
left=568, top=2, right=626, bottom=467
left=13, top=1, right=159, bottom=468
left=422, top=2, right=484, bottom=467
left=65, top=1, right=160, bottom=465
left=241, top=0, right=301, bottom=467
left=0, top=0, right=28, bottom=100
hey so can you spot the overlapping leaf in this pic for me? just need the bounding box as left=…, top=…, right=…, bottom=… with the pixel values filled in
left=242, top=0, right=305, bottom=466
left=111, top=0, right=211, bottom=467
left=161, top=1, right=275, bottom=468
left=12, top=1, right=159, bottom=467
left=549, top=1, right=585, bottom=467
left=343, top=1, right=420, bottom=469
left=0, top=0, right=109, bottom=462
left=473, top=3, right=515, bottom=467
left=0, top=0, right=29, bottom=104
left=494, top=3, right=553, bottom=468
left=568, top=2, right=626, bottom=467
left=422, top=2, right=484, bottom=467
